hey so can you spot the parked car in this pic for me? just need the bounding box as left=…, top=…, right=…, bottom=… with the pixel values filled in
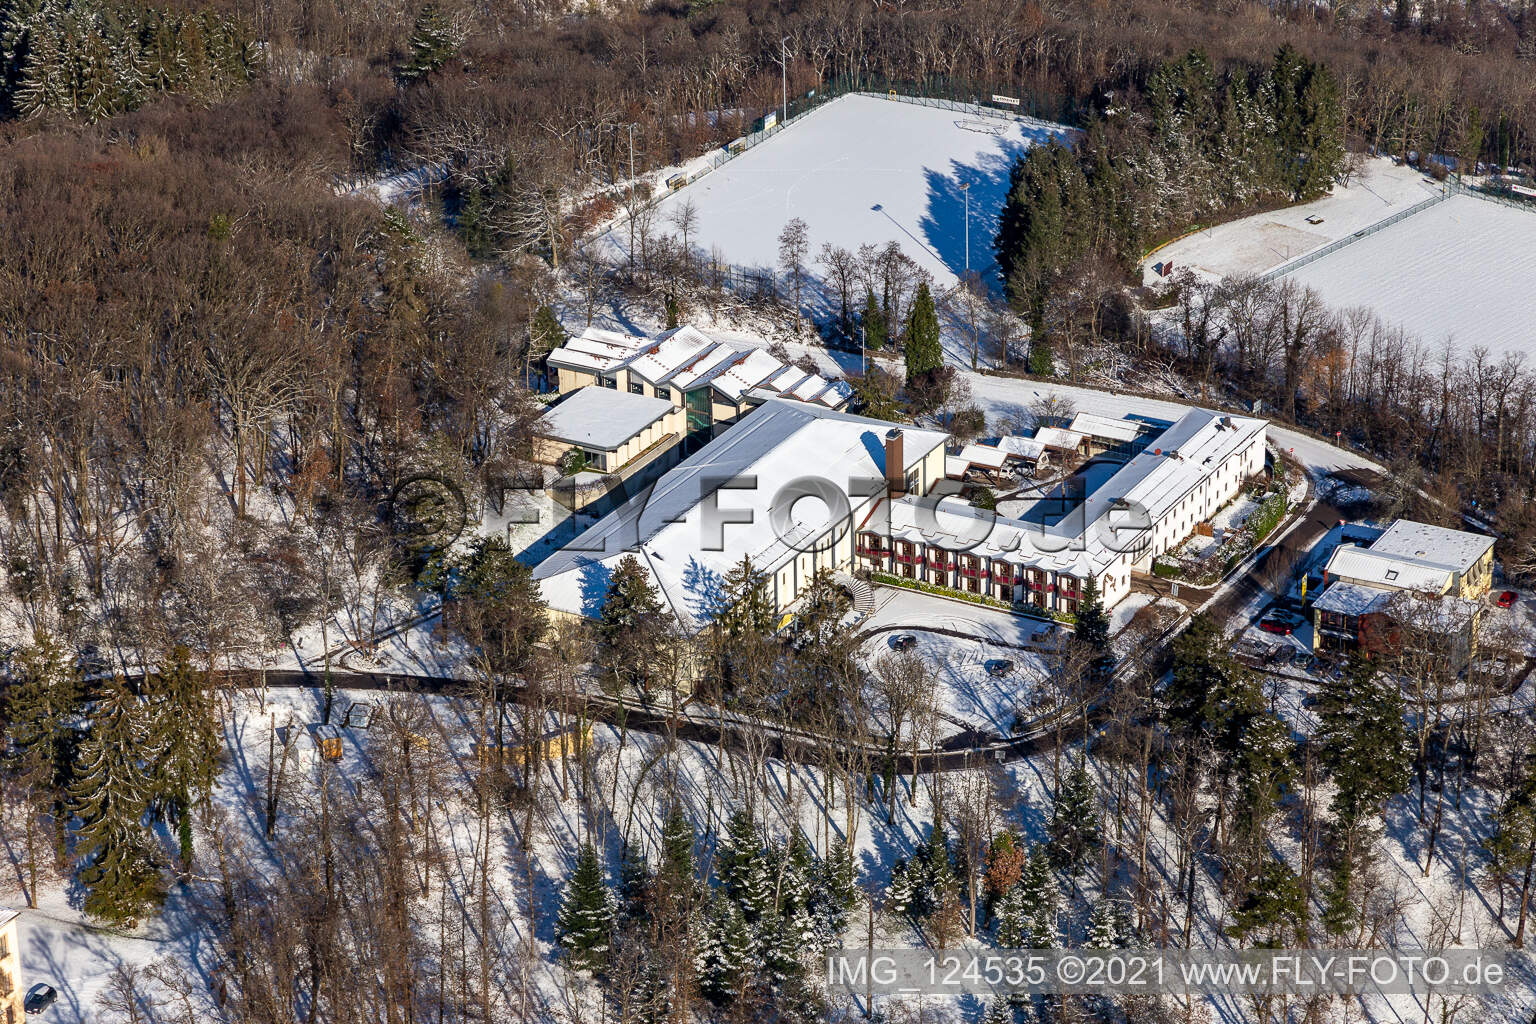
left=985, top=659, right=1013, bottom=677
left=25, top=984, right=58, bottom=1015
left=1496, top=590, right=1518, bottom=608
left=889, top=633, right=917, bottom=651
left=1259, top=610, right=1305, bottom=635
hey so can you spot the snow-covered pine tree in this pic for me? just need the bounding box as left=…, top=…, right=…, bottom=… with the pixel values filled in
left=68, top=676, right=162, bottom=924
left=777, top=828, right=818, bottom=945
left=557, top=841, right=615, bottom=971
left=814, top=836, right=857, bottom=944
left=885, top=859, right=916, bottom=919
left=1085, top=896, right=1123, bottom=949
left=617, top=841, right=651, bottom=924
left=397, top=4, right=459, bottom=84
left=717, top=809, right=771, bottom=923
left=1019, top=845, right=1058, bottom=947
left=695, top=891, right=754, bottom=1005
left=656, top=801, right=695, bottom=901
left=5, top=631, right=83, bottom=794
left=982, top=998, right=1014, bottom=1024
left=1047, top=760, right=1100, bottom=872
left=993, top=882, right=1029, bottom=948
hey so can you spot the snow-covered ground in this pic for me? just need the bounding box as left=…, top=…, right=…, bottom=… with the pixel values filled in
left=859, top=628, right=1050, bottom=740
left=1287, top=194, right=1536, bottom=363
left=602, top=94, right=1070, bottom=291
left=1139, top=156, right=1441, bottom=285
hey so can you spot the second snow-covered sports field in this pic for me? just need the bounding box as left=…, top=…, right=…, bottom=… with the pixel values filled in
left=1285, top=194, right=1536, bottom=362
left=611, top=93, right=1070, bottom=289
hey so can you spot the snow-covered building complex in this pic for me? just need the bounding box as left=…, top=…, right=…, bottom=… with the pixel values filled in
left=857, top=408, right=1267, bottom=615
left=546, top=325, right=853, bottom=451
left=1312, top=519, right=1495, bottom=656
left=533, top=400, right=1267, bottom=630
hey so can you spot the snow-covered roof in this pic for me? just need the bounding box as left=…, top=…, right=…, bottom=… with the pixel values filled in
left=550, top=324, right=848, bottom=410
left=1324, top=545, right=1452, bottom=593
left=545, top=327, right=647, bottom=373
left=956, top=444, right=1010, bottom=471
left=532, top=400, right=948, bottom=631
left=867, top=407, right=1268, bottom=584
left=995, top=435, right=1046, bottom=460
left=1369, top=519, right=1493, bottom=574
left=1058, top=409, right=1267, bottom=537
left=1069, top=412, right=1145, bottom=444
left=538, top=386, right=674, bottom=452
left=1034, top=427, right=1089, bottom=451
left=1313, top=580, right=1394, bottom=617
left=713, top=349, right=785, bottom=400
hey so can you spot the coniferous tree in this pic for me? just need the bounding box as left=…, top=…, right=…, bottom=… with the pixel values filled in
left=1230, top=856, right=1306, bottom=946
left=529, top=304, right=567, bottom=376
left=860, top=288, right=886, bottom=351
left=596, top=554, right=671, bottom=692
left=1072, top=576, right=1111, bottom=677
left=1019, top=844, right=1058, bottom=945
left=657, top=800, right=695, bottom=896
left=449, top=535, right=548, bottom=676
left=695, top=890, right=750, bottom=1004
left=397, top=4, right=458, bottom=84
left=618, top=842, right=652, bottom=924
left=717, top=809, right=772, bottom=923
left=69, top=677, right=162, bottom=924
left=557, top=841, right=615, bottom=971
left=1085, top=895, right=1124, bottom=949
left=815, top=836, right=857, bottom=942
left=143, top=645, right=219, bottom=868
left=902, top=281, right=943, bottom=383
left=1048, top=760, right=1100, bottom=872
left=982, top=998, right=1014, bottom=1024
left=5, top=631, right=83, bottom=801
left=993, top=882, right=1029, bottom=948
left=1314, top=654, right=1409, bottom=826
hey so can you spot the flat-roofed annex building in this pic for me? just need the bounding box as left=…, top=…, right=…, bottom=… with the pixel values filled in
left=534, top=386, right=684, bottom=473
left=1312, top=519, right=1495, bottom=656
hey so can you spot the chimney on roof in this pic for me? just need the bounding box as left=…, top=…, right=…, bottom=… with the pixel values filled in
left=885, top=428, right=906, bottom=497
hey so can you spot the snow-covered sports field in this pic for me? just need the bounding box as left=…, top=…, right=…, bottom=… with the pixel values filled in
left=1286, top=194, right=1536, bottom=361
left=610, top=93, right=1070, bottom=290
left=1138, top=156, right=1442, bottom=285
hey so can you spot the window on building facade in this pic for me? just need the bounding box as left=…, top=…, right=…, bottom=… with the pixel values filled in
left=629, top=381, right=644, bottom=395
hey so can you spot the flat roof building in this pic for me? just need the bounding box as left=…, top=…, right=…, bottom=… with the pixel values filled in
left=535, top=387, right=682, bottom=473
left=1312, top=517, right=1496, bottom=657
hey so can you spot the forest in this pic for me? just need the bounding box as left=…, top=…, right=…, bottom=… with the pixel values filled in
left=1, top=0, right=1536, bottom=1019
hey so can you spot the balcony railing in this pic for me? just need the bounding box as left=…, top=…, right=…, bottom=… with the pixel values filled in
left=928, top=559, right=955, bottom=570
left=960, top=567, right=988, bottom=578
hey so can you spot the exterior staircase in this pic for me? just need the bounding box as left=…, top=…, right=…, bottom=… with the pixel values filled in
left=834, top=571, right=876, bottom=617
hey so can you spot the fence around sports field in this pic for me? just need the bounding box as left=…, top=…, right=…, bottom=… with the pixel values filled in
left=1255, top=187, right=1451, bottom=284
